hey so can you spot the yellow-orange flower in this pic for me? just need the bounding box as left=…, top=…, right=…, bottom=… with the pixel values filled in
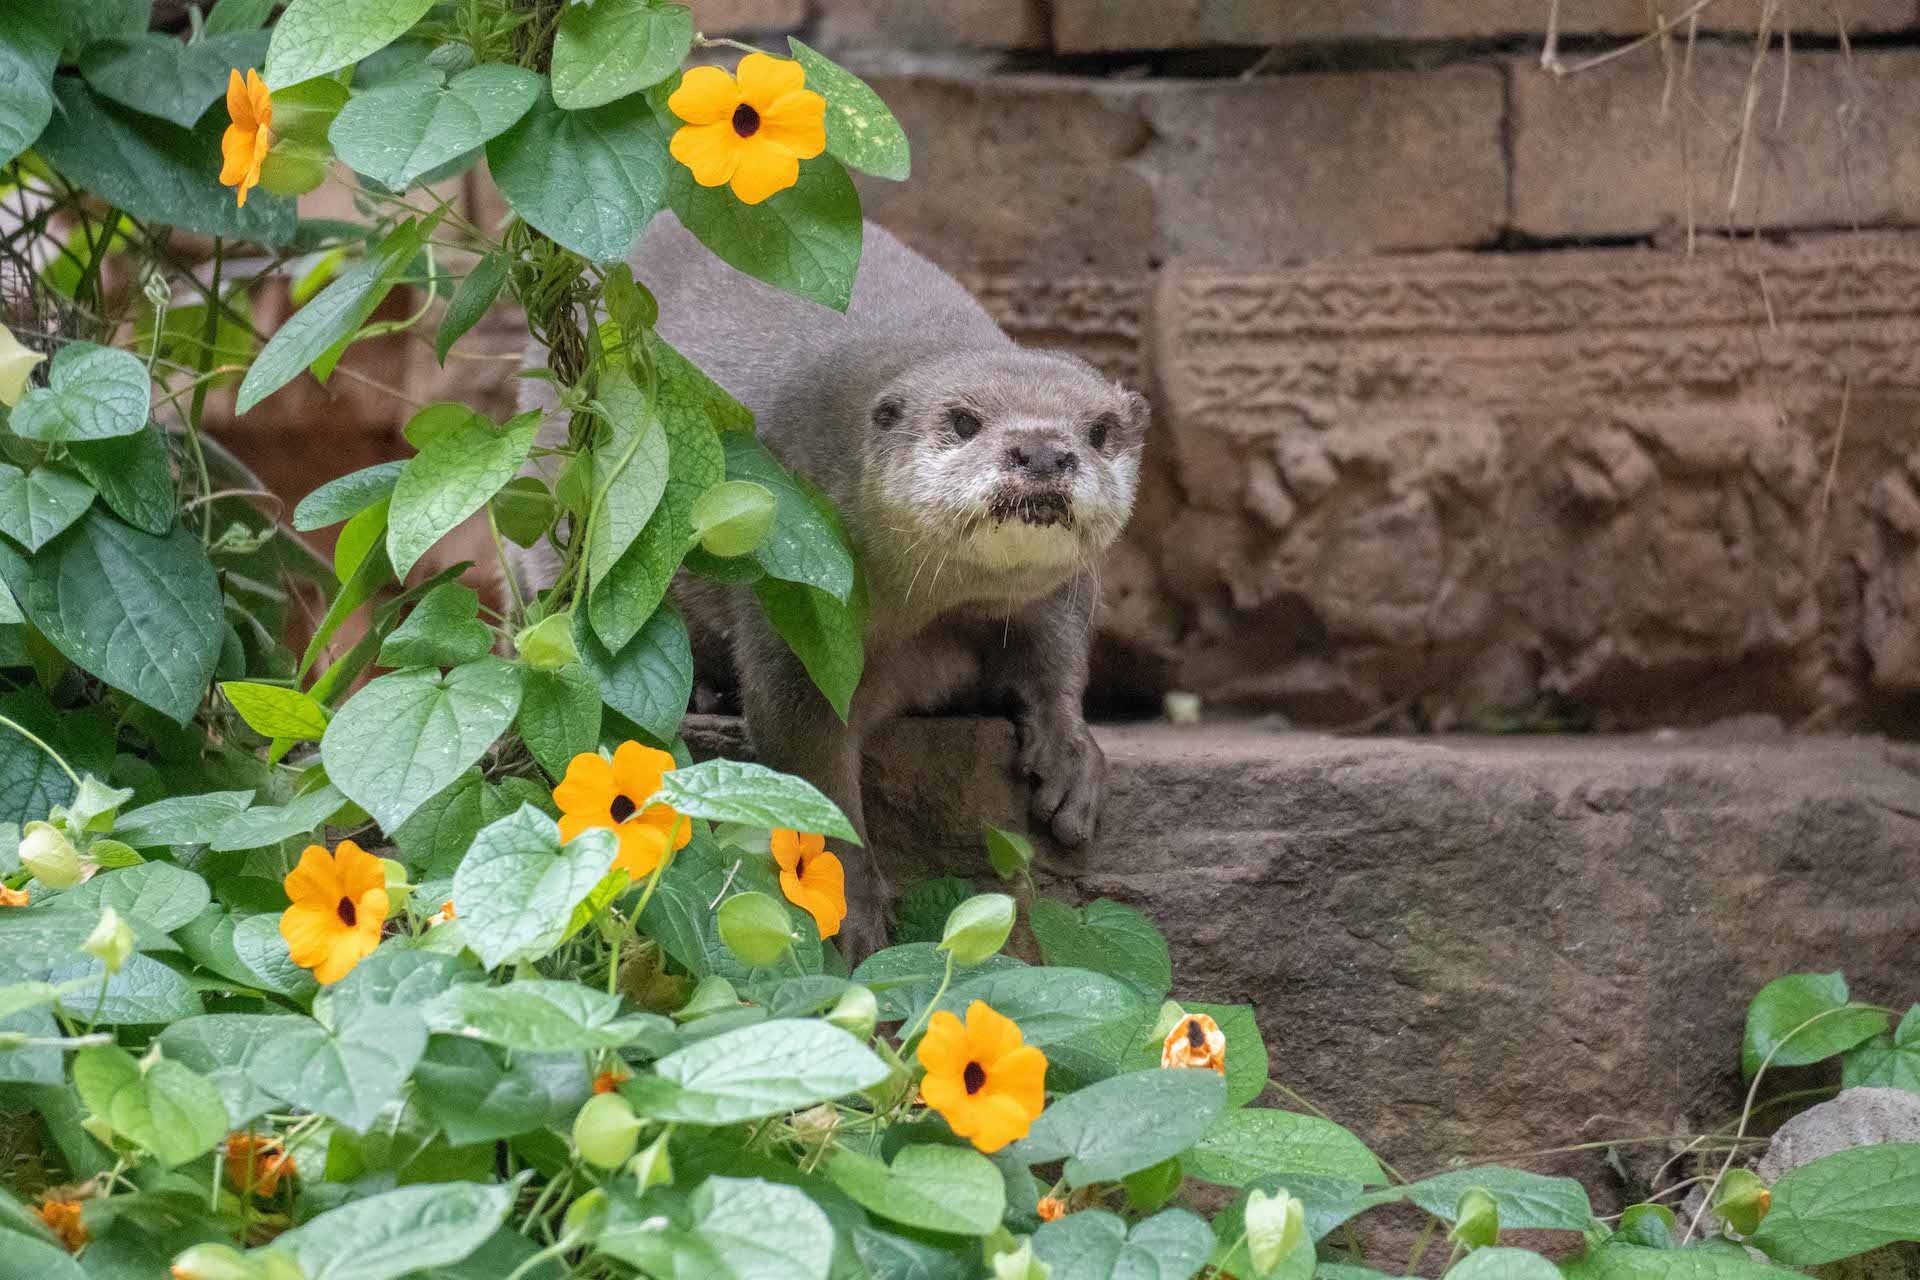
left=771, top=828, right=846, bottom=939
left=224, top=1132, right=294, bottom=1197
left=1037, top=1194, right=1067, bottom=1222
left=36, top=1198, right=86, bottom=1252
left=555, top=741, right=690, bottom=880
left=593, top=1069, right=630, bottom=1095
left=668, top=54, right=826, bottom=205
left=0, top=885, right=28, bottom=907
left=426, top=900, right=456, bottom=927
left=219, top=69, right=274, bottom=208
left=1161, top=1011, right=1226, bottom=1075
left=279, top=838, right=388, bottom=985
left=917, top=1000, right=1047, bottom=1154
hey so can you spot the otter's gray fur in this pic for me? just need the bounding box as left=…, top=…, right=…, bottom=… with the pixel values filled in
left=517, top=216, right=1147, bottom=956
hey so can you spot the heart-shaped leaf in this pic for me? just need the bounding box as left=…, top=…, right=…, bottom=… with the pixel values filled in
left=330, top=63, right=541, bottom=190
left=378, top=582, right=494, bottom=668
left=7, top=342, right=150, bottom=442
left=0, top=463, right=95, bottom=551
left=552, top=0, right=694, bottom=110
left=73, top=1044, right=228, bottom=1168
left=451, top=806, right=620, bottom=969
left=487, top=90, right=671, bottom=263
left=266, top=0, right=437, bottom=88
left=79, top=31, right=273, bottom=128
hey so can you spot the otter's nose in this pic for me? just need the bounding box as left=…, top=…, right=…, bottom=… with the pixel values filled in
left=1005, top=441, right=1077, bottom=477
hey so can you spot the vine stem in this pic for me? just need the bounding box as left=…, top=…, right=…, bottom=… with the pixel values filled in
left=895, top=950, right=955, bottom=1047
left=504, top=1231, right=579, bottom=1280
left=0, top=712, right=81, bottom=786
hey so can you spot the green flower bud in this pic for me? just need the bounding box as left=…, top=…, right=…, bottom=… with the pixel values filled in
left=691, top=480, right=777, bottom=559
left=628, top=1131, right=674, bottom=1191
left=989, top=1240, right=1052, bottom=1280
left=1245, top=1187, right=1308, bottom=1277
left=563, top=1187, right=610, bottom=1242
left=167, top=1244, right=258, bottom=1280
left=259, top=143, right=330, bottom=198
left=573, top=1093, right=643, bottom=1170
left=515, top=613, right=578, bottom=672
left=83, top=906, right=134, bottom=975
left=716, top=892, right=793, bottom=968
left=938, top=893, right=1015, bottom=967
left=379, top=858, right=412, bottom=915
left=1449, top=1188, right=1500, bottom=1250
left=674, top=975, right=741, bottom=1021
left=825, top=985, right=878, bottom=1040
left=1714, top=1168, right=1771, bottom=1235
left=20, top=821, right=82, bottom=888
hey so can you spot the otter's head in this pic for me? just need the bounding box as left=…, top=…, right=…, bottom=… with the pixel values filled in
left=864, top=349, right=1148, bottom=580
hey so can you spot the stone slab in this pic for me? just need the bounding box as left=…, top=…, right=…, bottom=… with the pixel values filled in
left=816, top=0, right=1048, bottom=50
left=684, top=714, right=1920, bottom=1202
left=1513, top=47, right=1920, bottom=239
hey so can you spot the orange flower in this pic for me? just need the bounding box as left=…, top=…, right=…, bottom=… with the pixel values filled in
left=667, top=54, right=827, bottom=205
left=917, top=1000, right=1047, bottom=1154
left=771, top=829, right=846, bottom=939
left=1161, top=1011, right=1226, bottom=1075
left=426, top=900, right=456, bottom=927
left=593, top=1069, right=631, bottom=1095
left=1037, top=1195, right=1067, bottom=1222
left=0, top=885, right=28, bottom=907
left=36, top=1198, right=86, bottom=1252
left=219, top=69, right=273, bottom=207
left=224, top=1132, right=294, bottom=1197
left=554, top=742, right=690, bottom=880
left=278, top=839, right=388, bottom=984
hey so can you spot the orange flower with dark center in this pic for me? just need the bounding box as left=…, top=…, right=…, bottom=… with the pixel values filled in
left=771, top=829, right=846, bottom=939
left=917, top=1000, right=1047, bottom=1153
left=224, top=1132, right=294, bottom=1197
left=279, top=838, right=388, bottom=985
left=219, top=69, right=273, bottom=207
left=0, top=885, right=27, bottom=907
left=555, top=742, right=690, bottom=880
left=593, top=1069, right=630, bottom=1095
left=1161, top=1011, right=1226, bottom=1075
left=36, top=1198, right=86, bottom=1252
left=1037, top=1194, right=1067, bottom=1221
left=667, top=54, right=827, bottom=205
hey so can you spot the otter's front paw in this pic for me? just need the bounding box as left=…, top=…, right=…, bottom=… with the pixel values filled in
left=1016, top=713, right=1106, bottom=847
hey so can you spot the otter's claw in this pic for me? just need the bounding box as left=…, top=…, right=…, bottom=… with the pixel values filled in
left=1016, top=712, right=1106, bottom=847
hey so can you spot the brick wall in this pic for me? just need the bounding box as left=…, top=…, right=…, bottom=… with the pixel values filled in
left=221, top=0, right=1920, bottom=732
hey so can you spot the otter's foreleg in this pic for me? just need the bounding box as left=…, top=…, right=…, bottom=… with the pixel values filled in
left=983, top=578, right=1107, bottom=848
left=731, top=610, right=893, bottom=959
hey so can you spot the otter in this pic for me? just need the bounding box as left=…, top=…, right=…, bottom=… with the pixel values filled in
left=517, top=215, right=1147, bottom=957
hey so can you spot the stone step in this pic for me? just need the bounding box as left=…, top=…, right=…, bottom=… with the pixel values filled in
left=685, top=715, right=1920, bottom=1210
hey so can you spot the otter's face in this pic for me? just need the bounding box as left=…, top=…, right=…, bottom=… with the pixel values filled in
left=865, top=352, right=1148, bottom=578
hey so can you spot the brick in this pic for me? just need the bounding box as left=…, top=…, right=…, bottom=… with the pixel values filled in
left=1054, top=0, right=1912, bottom=53
left=816, top=0, right=1048, bottom=50
left=688, top=0, right=807, bottom=34
left=1512, top=47, right=1920, bottom=238
left=859, top=67, right=1504, bottom=272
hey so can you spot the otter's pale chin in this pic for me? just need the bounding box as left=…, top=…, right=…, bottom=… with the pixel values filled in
left=962, top=516, right=1083, bottom=571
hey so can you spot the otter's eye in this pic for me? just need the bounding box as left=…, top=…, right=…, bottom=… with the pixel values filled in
left=949, top=408, right=983, bottom=440
left=1089, top=416, right=1115, bottom=450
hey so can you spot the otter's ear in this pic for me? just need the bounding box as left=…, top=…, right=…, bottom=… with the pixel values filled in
left=1122, top=389, right=1151, bottom=438
left=871, top=396, right=904, bottom=431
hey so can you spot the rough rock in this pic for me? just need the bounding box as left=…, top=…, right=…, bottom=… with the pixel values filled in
left=691, top=0, right=809, bottom=33
left=683, top=716, right=1920, bottom=1207
left=1758, top=1087, right=1920, bottom=1180
left=815, top=0, right=1048, bottom=50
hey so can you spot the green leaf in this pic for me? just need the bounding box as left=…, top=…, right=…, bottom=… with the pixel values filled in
left=293, top=460, right=405, bottom=531
left=516, top=663, right=602, bottom=779
left=639, top=1018, right=891, bottom=1124
left=206, top=0, right=279, bottom=34
left=670, top=153, right=863, bottom=312
left=237, top=218, right=426, bottom=413
left=850, top=1226, right=972, bottom=1280
left=692, top=479, right=777, bottom=558
left=155, top=1013, right=310, bottom=1129
left=1362, top=1166, right=1590, bottom=1231
left=1445, top=1248, right=1564, bottom=1280
left=828, top=1144, right=1006, bottom=1236
left=491, top=475, right=555, bottom=547
left=221, top=680, right=331, bottom=740
left=266, top=0, right=437, bottom=88
left=426, top=979, right=671, bottom=1052
left=78, top=31, right=273, bottom=128
left=266, top=1179, right=518, bottom=1280
left=552, top=0, right=694, bottom=110
left=229, top=910, right=320, bottom=997
left=1845, top=1005, right=1920, bottom=1092
left=49, top=951, right=204, bottom=1023
left=1560, top=1244, right=1801, bottom=1280
left=1008, top=1069, right=1226, bottom=1184
left=1749, top=1142, right=1920, bottom=1264
left=330, top=945, right=479, bottom=1013
left=451, top=805, right=620, bottom=969
left=0, top=6, right=60, bottom=168
left=1031, top=1209, right=1215, bottom=1280
left=584, top=360, right=671, bottom=597
left=209, top=782, right=345, bottom=851
left=787, top=39, right=910, bottom=181
left=1129, top=1002, right=1268, bottom=1109
left=392, top=770, right=486, bottom=874
left=248, top=1006, right=429, bottom=1132
left=72, top=1044, right=229, bottom=1168
left=754, top=576, right=865, bottom=724
left=651, top=758, right=857, bottom=843
left=1182, top=1108, right=1386, bottom=1189
left=588, top=337, right=726, bottom=651
left=0, top=463, right=95, bottom=551
left=1743, top=973, right=1890, bottom=1078
left=379, top=582, right=493, bottom=668
left=113, top=790, right=254, bottom=848
left=436, top=252, right=509, bottom=365
left=321, top=659, right=524, bottom=832
left=1030, top=897, right=1171, bottom=1000
left=6, top=341, right=149, bottom=442
left=935, top=964, right=1143, bottom=1053
left=487, top=89, right=670, bottom=263
left=413, top=1036, right=591, bottom=1147
left=1212, top=1172, right=1368, bottom=1271
left=44, top=861, right=210, bottom=935
left=34, top=77, right=297, bottom=243
left=330, top=63, right=541, bottom=190
left=852, top=943, right=1021, bottom=1021
left=66, top=425, right=174, bottom=536
left=575, top=602, right=693, bottom=746
left=4, top=510, right=222, bottom=724
left=388, top=408, right=539, bottom=576
left=0, top=1234, right=85, bottom=1280
left=690, top=1175, right=836, bottom=1280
